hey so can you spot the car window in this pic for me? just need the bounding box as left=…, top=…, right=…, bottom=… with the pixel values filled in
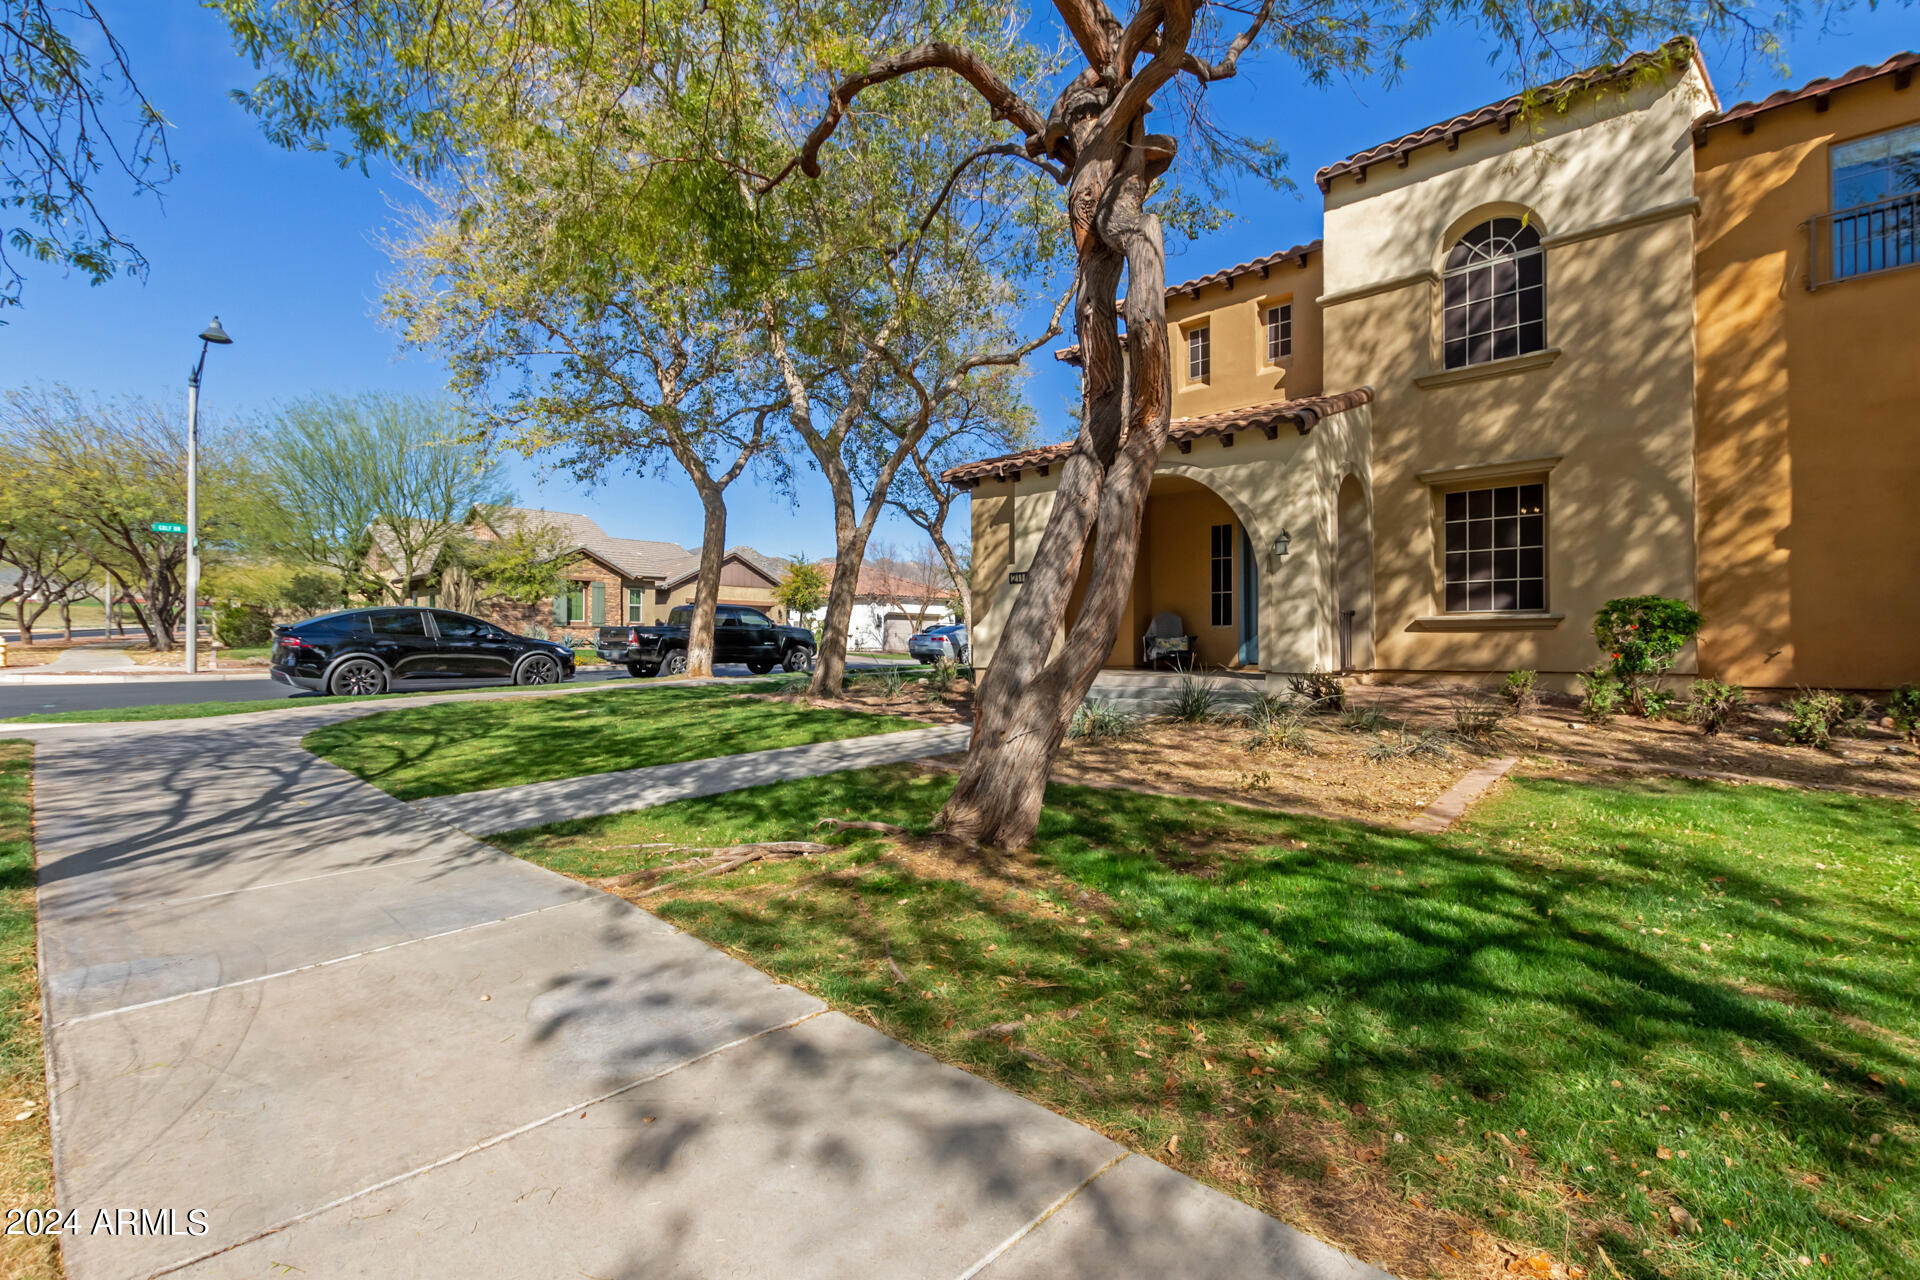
left=432, top=611, right=487, bottom=639
left=365, top=609, right=426, bottom=637
left=667, top=606, right=693, bottom=628
left=735, top=609, right=772, bottom=627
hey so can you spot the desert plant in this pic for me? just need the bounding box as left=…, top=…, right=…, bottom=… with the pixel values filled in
left=1168, top=673, right=1221, bottom=724
left=1450, top=691, right=1511, bottom=743
left=877, top=666, right=907, bottom=698
left=1501, top=669, right=1538, bottom=715
left=928, top=657, right=958, bottom=694
left=1685, top=679, right=1747, bottom=735
left=1286, top=668, right=1345, bottom=712
left=1890, top=684, right=1920, bottom=744
left=1592, top=596, right=1703, bottom=715
left=1246, top=704, right=1313, bottom=755
left=1340, top=703, right=1386, bottom=733
left=1068, top=699, right=1137, bottom=743
left=1243, top=691, right=1292, bottom=730
left=1579, top=666, right=1622, bottom=724
left=1782, top=689, right=1844, bottom=747
left=1367, top=726, right=1452, bottom=762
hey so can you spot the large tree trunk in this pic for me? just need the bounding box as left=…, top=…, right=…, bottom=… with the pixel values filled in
left=684, top=482, right=728, bottom=678
left=937, top=129, right=1172, bottom=849
left=808, top=463, right=873, bottom=695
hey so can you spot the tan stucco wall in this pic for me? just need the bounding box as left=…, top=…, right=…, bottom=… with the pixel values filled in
left=1321, top=63, right=1709, bottom=681
left=1693, top=79, right=1920, bottom=690
left=1168, top=253, right=1324, bottom=415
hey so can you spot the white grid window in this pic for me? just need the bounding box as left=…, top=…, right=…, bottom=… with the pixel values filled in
left=1443, top=483, right=1546, bottom=612
left=1265, top=303, right=1292, bottom=362
left=1443, top=218, right=1545, bottom=369
left=1209, top=524, right=1234, bottom=626
left=1187, top=325, right=1210, bottom=382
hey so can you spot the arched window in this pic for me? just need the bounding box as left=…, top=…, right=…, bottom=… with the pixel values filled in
left=1443, top=218, right=1545, bottom=369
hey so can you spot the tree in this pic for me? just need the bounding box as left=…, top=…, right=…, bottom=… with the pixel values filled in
left=0, top=2, right=174, bottom=313
left=773, top=556, right=829, bottom=622
left=770, top=7, right=1775, bottom=848
left=0, top=506, right=94, bottom=644
left=255, top=392, right=510, bottom=605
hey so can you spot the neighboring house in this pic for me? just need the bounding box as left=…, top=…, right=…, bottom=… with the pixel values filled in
left=954, top=41, right=1919, bottom=692
left=376, top=507, right=790, bottom=643
left=807, top=561, right=957, bottom=652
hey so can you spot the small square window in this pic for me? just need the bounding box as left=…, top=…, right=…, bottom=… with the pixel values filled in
left=1187, top=326, right=1211, bottom=382
left=1264, top=303, right=1292, bottom=363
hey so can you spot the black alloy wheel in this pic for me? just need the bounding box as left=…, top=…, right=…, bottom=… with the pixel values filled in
left=517, top=654, right=561, bottom=685
left=663, top=650, right=689, bottom=676
left=329, top=658, right=386, bottom=697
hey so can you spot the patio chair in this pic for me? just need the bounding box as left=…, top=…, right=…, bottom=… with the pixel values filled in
left=1141, top=611, right=1197, bottom=671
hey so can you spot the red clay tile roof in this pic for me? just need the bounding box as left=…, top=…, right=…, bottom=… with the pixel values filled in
left=1165, top=241, right=1320, bottom=297
left=941, top=388, right=1374, bottom=485
left=1314, top=37, right=1703, bottom=192
left=1693, top=50, right=1918, bottom=139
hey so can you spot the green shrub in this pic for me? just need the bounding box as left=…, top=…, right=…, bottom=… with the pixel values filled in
left=1286, top=669, right=1345, bottom=712
left=1069, top=699, right=1137, bottom=743
left=1501, top=669, right=1538, bottom=715
left=1780, top=689, right=1865, bottom=747
left=1246, top=700, right=1313, bottom=754
left=1685, top=679, right=1747, bottom=735
left=1579, top=666, right=1622, bottom=724
left=1450, top=691, right=1511, bottom=743
left=928, top=658, right=958, bottom=694
left=1340, top=703, right=1386, bottom=733
left=1638, top=687, right=1677, bottom=719
left=212, top=603, right=273, bottom=649
left=1592, top=596, right=1702, bottom=715
left=1168, top=673, right=1221, bottom=724
left=1890, top=685, right=1920, bottom=744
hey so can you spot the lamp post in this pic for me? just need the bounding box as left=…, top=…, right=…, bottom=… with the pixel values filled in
left=184, top=317, right=233, bottom=672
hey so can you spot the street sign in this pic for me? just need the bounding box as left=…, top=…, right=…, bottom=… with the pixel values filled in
left=150, top=521, right=186, bottom=534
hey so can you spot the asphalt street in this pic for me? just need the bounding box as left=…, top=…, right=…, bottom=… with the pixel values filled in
left=0, top=663, right=814, bottom=719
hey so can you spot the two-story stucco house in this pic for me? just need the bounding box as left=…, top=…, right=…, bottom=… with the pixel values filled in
left=952, top=40, right=1918, bottom=692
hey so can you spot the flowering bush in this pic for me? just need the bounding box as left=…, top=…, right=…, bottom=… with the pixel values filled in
left=1592, top=596, right=1702, bottom=715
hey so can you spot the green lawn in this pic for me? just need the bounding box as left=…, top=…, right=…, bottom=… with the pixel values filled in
left=499, top=768, right=1920, bottom=1280
left=0, top=742, right=57, bottom=1279
left=1, top=678, right=622, bottom=725
left=306, top=683, right=924, bottom=801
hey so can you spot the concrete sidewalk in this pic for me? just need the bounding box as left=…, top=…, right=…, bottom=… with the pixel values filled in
left=415, top=722, right=973, bottom=835
left=28, top=707, right=1394, bottom=1279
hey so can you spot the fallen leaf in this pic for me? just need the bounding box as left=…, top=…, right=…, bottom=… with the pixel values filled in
left=1669, top=1204, right=1701, bottom=1234
left=1657, top=1147, right=1672, bottom=1160
left=1167, top=1134, right=1180, bottom=1154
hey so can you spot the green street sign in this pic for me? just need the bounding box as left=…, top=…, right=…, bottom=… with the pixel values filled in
left=150, top=521, right=186, bottom=534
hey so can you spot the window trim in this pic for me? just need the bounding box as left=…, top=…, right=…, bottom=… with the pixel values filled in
left=1416, top=460, right=1560, bottom=621
left=1441, top=217, right=1547, bottom=371
left=1185, top=323, right=1211, bottom=384
left=1209, top=523, right=1234, bottom=628
left=1262, top=301, right=1293, bottom=365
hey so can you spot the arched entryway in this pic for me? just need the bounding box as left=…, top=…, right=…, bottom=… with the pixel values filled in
left=1335, top=473, right=1373, bottom=671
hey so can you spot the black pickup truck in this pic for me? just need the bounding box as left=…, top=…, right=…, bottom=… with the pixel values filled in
left=597, top=603, right=816, bottom=677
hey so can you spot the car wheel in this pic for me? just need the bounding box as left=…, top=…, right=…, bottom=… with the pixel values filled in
left=782, top=646, right=811, bottom=672
left=626, top=662, right=655, bottom=679
left=663, top=650, right=688, bottom=676
left=747, top=659, right=776, bottom=675
left=516, top=654, right=561, bottom=685
left=328, top=658, right=386, bottom=697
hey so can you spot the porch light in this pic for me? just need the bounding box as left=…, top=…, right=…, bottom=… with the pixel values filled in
left=1271, top=528, right=1292, bottom=557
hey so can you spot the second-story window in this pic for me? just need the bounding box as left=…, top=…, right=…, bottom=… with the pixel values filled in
left=1443, top=217, right=1545, bottom=369
left=1265, top=303, right=1293, bottom=362
left=1829, top=123, right=1920, bottom=279
left=1187, top=325, right=1211, bottom=382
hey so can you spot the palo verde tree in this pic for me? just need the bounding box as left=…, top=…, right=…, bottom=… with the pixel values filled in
left=767, top=2, right=1783, bottom=847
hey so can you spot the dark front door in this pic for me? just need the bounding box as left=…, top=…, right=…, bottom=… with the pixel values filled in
left=431, top=610, right=515, bottom=680
left=362, top=608, right=438, bottom=681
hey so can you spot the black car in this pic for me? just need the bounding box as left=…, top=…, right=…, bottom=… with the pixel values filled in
left=271, top=607, right=576, bottom=696
left=595, top=604, right=815, bottom=677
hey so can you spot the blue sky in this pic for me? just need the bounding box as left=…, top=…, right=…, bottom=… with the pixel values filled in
left=6, top=3, right=1917, bottom=561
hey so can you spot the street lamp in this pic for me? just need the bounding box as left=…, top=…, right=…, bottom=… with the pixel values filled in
left=184, top=317, right=233, bottom=672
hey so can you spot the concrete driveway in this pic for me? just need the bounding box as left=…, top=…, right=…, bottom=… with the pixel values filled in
left=19, top=695, right=1391, bottom=1280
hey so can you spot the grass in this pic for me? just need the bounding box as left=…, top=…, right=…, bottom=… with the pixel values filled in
left=498, top=769, right=1920, bottom=1280
left=306, top=683, right=924, bottom=801
left=0, top=677, right=626, bottom=725
left=0, top=742, right=56, bottom=1279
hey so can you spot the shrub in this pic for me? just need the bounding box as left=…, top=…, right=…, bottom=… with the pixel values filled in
left=1501, top=669, right=1538, bottom=715
left=1168, top=673, right=1221, bottom=724
left=1340, top=703, right=1386, bottom=733
left=1367, top=726, right=1452, bottom=762
left=1450, top=691, right=1511, bottom=743
left=1782, top=690, right=1842, bottom=747
left=1638, top=687, right=1677, bottom=719
left=928, top=658, right=958, bottom=694
left=1286, top=668, right=1345, bottom=713
left=1592, top=596, right=1702, bottom=715
left=212, top=603, right=273, bottom=649
left=1246, top=704, right=1313, bottom=755
left=1685, top=679, right=1747, bottom=735
left=1069, top=699, right=1137, bottom=743
left=878, top=666, right=907, bottom=698
left=1579, top=666, right=1622, bottom=724
left=1890, top=685, right=1920, bottom=744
